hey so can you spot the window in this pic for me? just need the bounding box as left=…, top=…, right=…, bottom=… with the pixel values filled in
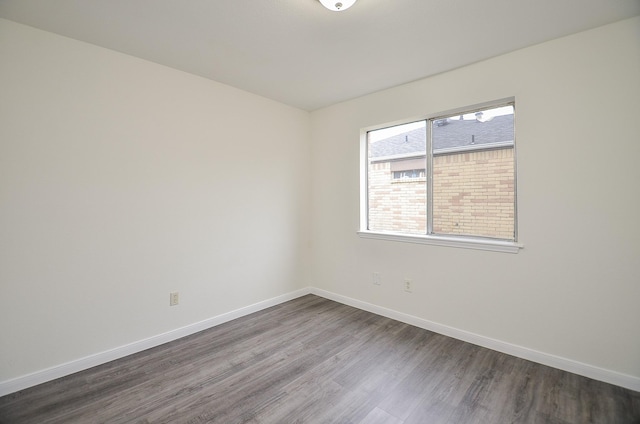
left=393, top=170, right=425, bottom=180
left=360, top=100, right=521, bottom=253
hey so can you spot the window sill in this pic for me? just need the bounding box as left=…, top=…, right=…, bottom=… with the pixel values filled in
left=357, top=231, right=523, bottom=254
left=391, top=177, right=426, bottom=184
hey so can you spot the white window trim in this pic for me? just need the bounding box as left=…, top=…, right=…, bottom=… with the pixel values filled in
left=359, top=97, right=522, bottom=254
left=357, top=230, right=523, bottom=253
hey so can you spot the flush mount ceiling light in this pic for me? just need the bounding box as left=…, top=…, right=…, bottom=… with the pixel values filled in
left=319, top=0, right=357, bottom=11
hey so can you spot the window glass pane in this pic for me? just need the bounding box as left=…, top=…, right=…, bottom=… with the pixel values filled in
left=431, top=105, right=515, bottom=240
left=367, top=121, right=426, bottom=234
left=393, top=169, right=425, bottom=179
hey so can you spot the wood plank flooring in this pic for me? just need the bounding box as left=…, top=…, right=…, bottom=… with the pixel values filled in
left=1, top=295, right=638, bottom=423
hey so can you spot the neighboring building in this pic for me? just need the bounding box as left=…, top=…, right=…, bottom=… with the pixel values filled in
left=368, top=113, right=515, bottom=239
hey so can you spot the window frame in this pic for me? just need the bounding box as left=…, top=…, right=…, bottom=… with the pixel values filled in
left=358, top=98, right=523, bottom=254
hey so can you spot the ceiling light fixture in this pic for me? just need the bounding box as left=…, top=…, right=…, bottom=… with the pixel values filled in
left=319, top=0, right=356, bottom=12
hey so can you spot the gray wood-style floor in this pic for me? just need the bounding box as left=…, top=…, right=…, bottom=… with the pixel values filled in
left=1, top=295, right=638, bottom=424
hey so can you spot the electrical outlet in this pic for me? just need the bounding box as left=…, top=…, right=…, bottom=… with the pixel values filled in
left=170, top=292, right=179, bottom=306
left=373, top=272, right=381, bottom=285
left=403, top=278, right=412, bottom=293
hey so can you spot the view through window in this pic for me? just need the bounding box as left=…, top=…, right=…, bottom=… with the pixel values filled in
left=366, top=103, right=516, bottom=241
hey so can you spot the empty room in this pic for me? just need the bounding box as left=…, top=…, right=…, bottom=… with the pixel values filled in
left=1, top=1, right=639, bottom=423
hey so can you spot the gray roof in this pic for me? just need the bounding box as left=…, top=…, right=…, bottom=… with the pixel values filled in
left=369, top=114, right=514, bottom=159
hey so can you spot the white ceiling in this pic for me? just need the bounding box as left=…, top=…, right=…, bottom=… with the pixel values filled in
left=1, top=0, right=639, bottom=111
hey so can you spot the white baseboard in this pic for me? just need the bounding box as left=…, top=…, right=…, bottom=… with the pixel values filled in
left=0, top=288, right=311, bottom=397
left=310, top=287, right=640, bottom=392
left=2, top=286, right=638, bottom=396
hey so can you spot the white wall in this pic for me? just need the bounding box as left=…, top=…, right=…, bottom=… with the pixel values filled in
left=310, top=16, right=640, bottom=381
left=0, top=19, right=311, bottom=382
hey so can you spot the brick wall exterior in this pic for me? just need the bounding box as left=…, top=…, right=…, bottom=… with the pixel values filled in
left=368, top=146, right=514, bottom=239
left=433, top=147, right=514, bottom=239
left=368, top=162, right=426, bottom=235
